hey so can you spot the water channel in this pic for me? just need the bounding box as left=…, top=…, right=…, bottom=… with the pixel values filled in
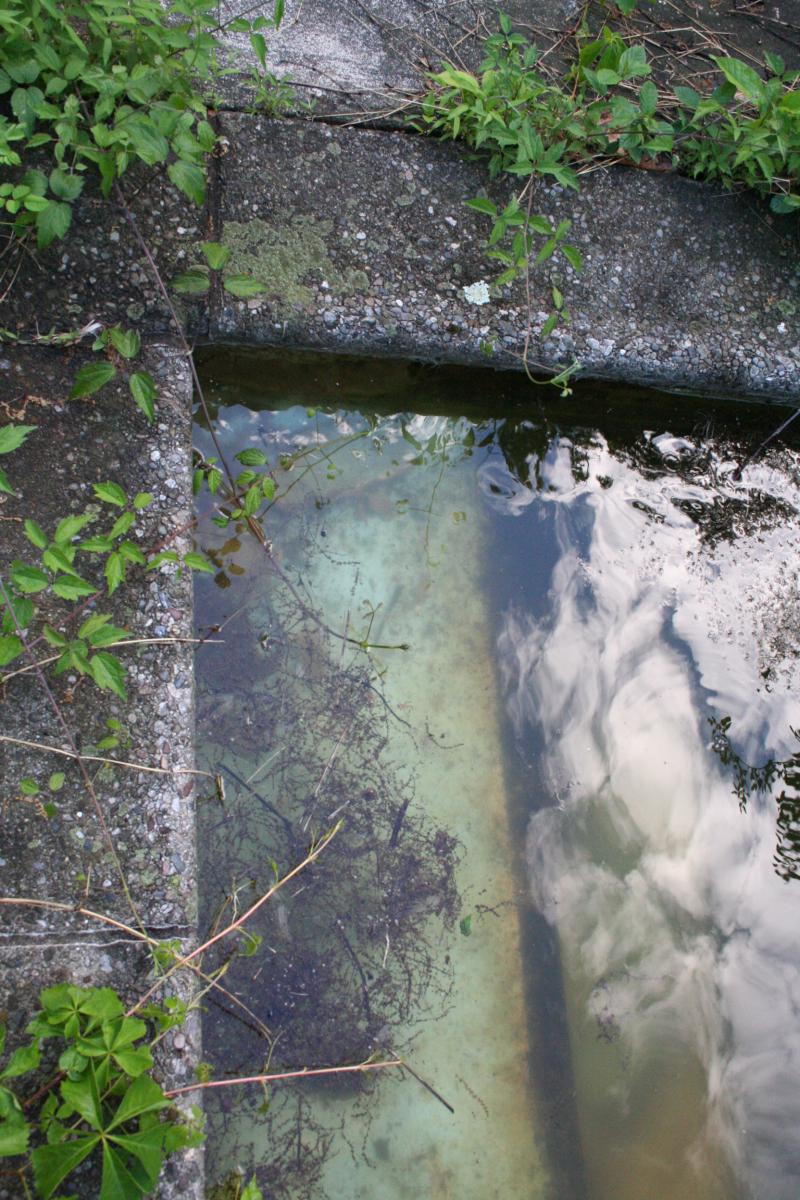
left=193, top=349, right=800, bottom=1200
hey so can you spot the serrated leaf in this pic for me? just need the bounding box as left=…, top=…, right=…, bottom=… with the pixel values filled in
left=132, top=492, right=153, bottom=510
left=48, top=772, right=65, bottom=791
left=465, top=197, right=497, bottom=216
left=78, top=535, right=114, bottom=553
left=223, top=274, right=267, bottom=298
left=167, top=159, right=206, bottom=206
left=54, top=513, right=92, bottom=545
left=10, top=564, right=49, bottom=593
left=0, top=468, right=14, bottom=496
left=183, top=552, right=215, bottom=573
left=0, top=634, right=23, bottom=666
left=70, top=360, right=116, bottom=399
left=107, top=1073, right=168, bottom=1130
left=105, top=551, right=125, bottom=595
left=36, top=200, right=73, bottom=249
left=109, top=511, right=135, bottom=539
left=0, top=424, right=36, bottom=455
left=61, top=1068, right=103, bottom=1131
left=52, top=575, right=97, bottom=600
left=235, top=448, right=268, bottom=466
left=49, top=168, right=83, bottom=201
left=170, top=269, right=209, bottom=295
left=93, top=481, right=126, bottom=507
left=43, top=545, right=81, bottom=578
left=0, top=1086, right=29, bottom=1157
left=146, top=550, right=179, bottom=569
left=129, top=372, right=156, bottom=422
left=119, top=540, right=145, bottom=565
left=42, top=625, right=67, bottom=647
left=33, top=1133, right=98, bottom=1197
left=1, top=1038, right=39, bottom=1078
left=201, top=241, right=230, bottom=269
left=109, top=327, right=140, bottom=359
left=89, top=652, right=127, bottom=699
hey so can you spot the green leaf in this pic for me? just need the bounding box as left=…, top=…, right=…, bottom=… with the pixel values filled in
left=70, top=360, right=117, bottom=399
left=0, top=1086, right=29, bottom=1157
left=33, top=1133, right=98, bottom=1198
left=104, top=551, right=125, bottom=595
left=459, top=914, right=472, bottom=936
left=0, top=634, right=23, bottom=666
left=0, top=468, right=14, bottom=496
left=1, top=1038, right=40, bottom=1078
left=100, top=1141, right=144, bottom=1200
left=61, top=1068, right=103, bottom=1131
left=119, top=540, right=145, bottom=565
left=0, top=424, right=36, bottom=455
left=78, top=535, right=114, bottom=553
left=128, top=120, right=169, bottom=165
left=52, top=575, right=97, bottom=600
left=201, top=241, right=230, bottom=269
left=54, top=513, right=92, bottom=544
left=42, top=625, right=67, bottom=647
left=235, top=448, right=268, bottom=466
left=93, top=481, right=127, bottom=507
left=109, top=1127, right=165, bottom=1186
left=129, top=372, right=157, bottom=422
left=107, top=1073, right=169, bottom=1130
left=35, top=200, right=73, bottom=249
left=109, top=327, right=140, bottom=359
left=24, top=519, right=47, bottom=549
left=184, top=552, right=215, bottom=573
left=19, top=778, right=38, bottom=797
left=465, top=197, right=497, bottom=216
left=712, top=56, right=765, bottom=102
left=170, top=269, right=209, bottom=295
left=10, top=564, right=49, bottom=593
left=89, top=652, right=127, bottom=699
left=43, top=545, right=81, bottom=578
left=262, top=476, right=276, bottom=500
left=167, top=159, right=206, bottom=206
left=109, top=511, right=135, bottom=539
left=223, top=274, right=267, bottom=298
left=639, top=80, right=658, bottom=116
left=562, top=244, right=583, bottom=272
left=133, top=492, right=153, bottom=510
left=48, top=168, right=83, bottom=201
left=48, top=772, right=65, bottom=791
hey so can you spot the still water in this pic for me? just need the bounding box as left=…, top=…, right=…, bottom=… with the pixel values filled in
left=194, top=350, right=800, bottom=1200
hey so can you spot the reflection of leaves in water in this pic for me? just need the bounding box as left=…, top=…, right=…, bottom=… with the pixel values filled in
left=710, top=717, right=800, bottom=882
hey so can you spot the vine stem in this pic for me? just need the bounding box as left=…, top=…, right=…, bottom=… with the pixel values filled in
left=164, top=1058, right=402, bottom=1098
left=0, top=572, right=144, bottom=935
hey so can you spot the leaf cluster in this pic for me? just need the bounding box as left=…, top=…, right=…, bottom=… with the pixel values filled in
left=0, top=984, right=198, bottom=1199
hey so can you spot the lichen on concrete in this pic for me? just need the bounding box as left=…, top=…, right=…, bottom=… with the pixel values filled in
left=222, top=214, right=371, bottom=311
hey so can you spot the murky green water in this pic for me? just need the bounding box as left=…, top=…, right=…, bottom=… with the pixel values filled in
left=194, top=350, right=800, bottom=1200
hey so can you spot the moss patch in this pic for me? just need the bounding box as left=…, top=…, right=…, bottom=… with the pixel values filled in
left=221, top=215, right=369, bottom=311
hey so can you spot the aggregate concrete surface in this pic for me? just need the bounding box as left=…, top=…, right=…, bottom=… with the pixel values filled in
left=1, top=0, right=799, bottom=1195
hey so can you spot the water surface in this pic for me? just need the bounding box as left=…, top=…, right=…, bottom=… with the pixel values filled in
left=194, top=351, right=800, bottom=1200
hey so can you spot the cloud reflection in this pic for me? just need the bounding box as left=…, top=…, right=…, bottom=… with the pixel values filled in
left=497, top=434, right=800, bottom=1200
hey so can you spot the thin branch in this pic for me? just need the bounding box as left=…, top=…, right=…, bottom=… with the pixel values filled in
left=164, top=1057, right=402, bottom=1098
left=0, top=734, right=215, bottom=780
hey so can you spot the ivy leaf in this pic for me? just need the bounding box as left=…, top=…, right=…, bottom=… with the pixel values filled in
left=106, top=1073, right=169, bottom=1130
left=167, top=159, right=205, bottom=206
left=32, top=1133, right=99, bottom=1198
left=70, top=360, right=116, bottom=399
left=129, top=372, right=156, bottom=422
left=89, top=652, right=127, bottom=699
left=108, top=1127, right=165, bottom=1187
left=93, top=481, right=126, bottom=507
left=0, top=424, right=36, bottom=455
left=61, top=1067, right=103, bottom=1131
left=0, top=1086, right=29, bottom=1157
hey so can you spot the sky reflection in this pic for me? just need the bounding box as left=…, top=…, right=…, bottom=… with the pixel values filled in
left=495, top=431, right=800, bottom=1200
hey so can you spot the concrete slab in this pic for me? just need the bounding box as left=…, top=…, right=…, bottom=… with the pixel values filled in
left=0, top=345, right=197, bottom=934
left=212, top=114, right=800, bottom=400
